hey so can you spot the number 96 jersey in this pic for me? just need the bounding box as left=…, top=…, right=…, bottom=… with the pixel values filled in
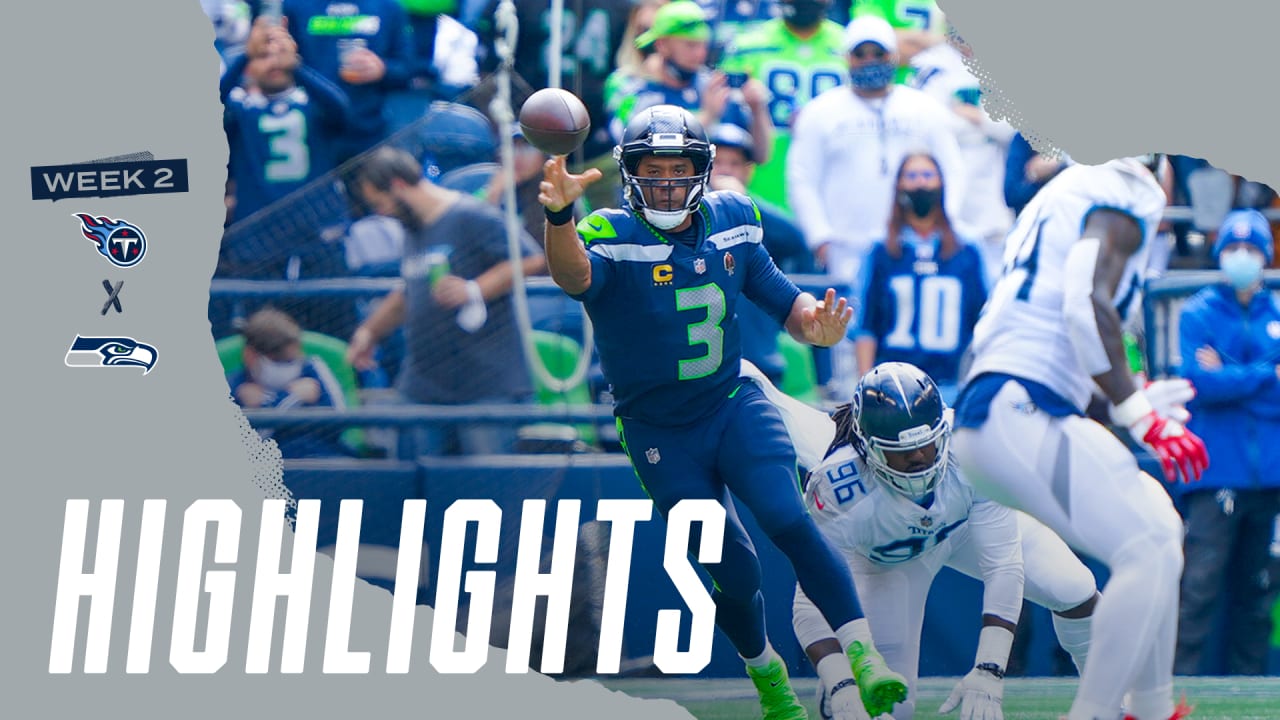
left=805, top=444, right=978, bottom=565
left=572, top=191, right=801, bottom=426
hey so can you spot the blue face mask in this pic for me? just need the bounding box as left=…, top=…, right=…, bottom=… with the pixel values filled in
left=850, top=60, right=895, bottom=91
left=1220, top=248, right=1265, bottom=290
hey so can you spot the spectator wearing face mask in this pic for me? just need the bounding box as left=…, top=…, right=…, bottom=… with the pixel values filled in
left=1174, top=209, right=1280, bottom=676
left=692, top=0, right=780, bottom=56
left=787, top=14, right=963, bottom=292
left=228, top=307, right=351, bottom=458
left=708, top=123, right=813, bottom=386
left=908, top=33, right=1016, bottom=285
left=853, top=150, right=986, bottom=401
left=718, top=0, right=849, bottom=212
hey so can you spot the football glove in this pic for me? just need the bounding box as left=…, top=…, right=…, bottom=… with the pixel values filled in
left=819, top=678, right=872, bottom=720
left=1142, top=378, right=1195, bottom=425
left=1112, top=390, right=1208, bottom=484
left=939, top=666, right=1003, bottom=720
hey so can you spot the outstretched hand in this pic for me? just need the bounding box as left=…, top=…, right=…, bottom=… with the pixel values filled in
left=799, top=288, right=853, bottom=347
left=538, top=155, right=603, bottom=213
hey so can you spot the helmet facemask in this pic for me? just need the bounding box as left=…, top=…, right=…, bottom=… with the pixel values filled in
left=615, top=109, right=715, bottom=230
left=850, top=361, right=952, bottom=504
left=860, top=416, right=951, bottom=503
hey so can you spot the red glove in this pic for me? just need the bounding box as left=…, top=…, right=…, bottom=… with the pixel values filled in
left=1112, top=391, right=1209, bottom=484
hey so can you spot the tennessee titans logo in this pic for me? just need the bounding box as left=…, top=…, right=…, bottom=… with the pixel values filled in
left=64, top=335, right=157, bottom=374
left=75, top=213, right=146, bottom=267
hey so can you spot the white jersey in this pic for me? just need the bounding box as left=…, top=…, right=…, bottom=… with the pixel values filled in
left=910, top=43, right=1016, bottom=246
left=965, top=158, right=1166, bottom=410
left=806, top=444, right=984, bottom=566
left=786, top=84, right=965, bottom=284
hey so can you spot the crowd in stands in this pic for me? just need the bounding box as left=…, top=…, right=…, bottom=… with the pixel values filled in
left=203, top=0, right=1280, bottom=447
left=203, top=0, right=1280, bottom=679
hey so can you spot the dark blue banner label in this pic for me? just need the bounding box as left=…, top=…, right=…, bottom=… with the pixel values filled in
left=31, top=159, right=189, bottom=200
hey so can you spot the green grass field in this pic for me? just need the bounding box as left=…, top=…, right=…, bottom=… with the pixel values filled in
left=599, top=676, right=1280, bottom=719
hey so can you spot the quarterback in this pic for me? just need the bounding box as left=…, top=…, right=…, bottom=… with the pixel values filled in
left=539, top=104, right=908, bottom=718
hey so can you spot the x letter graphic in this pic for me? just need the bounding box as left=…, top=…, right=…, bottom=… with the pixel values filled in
left=101, top=279, right=123, bottom=315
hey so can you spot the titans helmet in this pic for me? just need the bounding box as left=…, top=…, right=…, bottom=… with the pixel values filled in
left=850, top=362, right=951, bottom=502
left=614, top=105, right=715, bottom=229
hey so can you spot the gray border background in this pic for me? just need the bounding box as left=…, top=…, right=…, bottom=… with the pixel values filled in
left=2, top=0, right=1265, bottom=718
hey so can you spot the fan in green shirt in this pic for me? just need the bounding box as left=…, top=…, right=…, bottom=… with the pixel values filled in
left=718, top=0, right=848, bottom=212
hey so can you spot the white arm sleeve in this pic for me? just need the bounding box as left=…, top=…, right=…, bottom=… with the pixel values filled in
left=793, top=583, right=839, bottom=649
left=786, top=105, right=836, bottom=249
left=739, top=360, right=836, bottom=469
left=967, top=499, right=1025, bottom=624
left=1062, top=238, right=1114, bottom=376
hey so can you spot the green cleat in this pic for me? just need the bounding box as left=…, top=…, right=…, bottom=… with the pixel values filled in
left=847, top=640, right=908, bottom=717
left=745, top=658, right=809, bottom=720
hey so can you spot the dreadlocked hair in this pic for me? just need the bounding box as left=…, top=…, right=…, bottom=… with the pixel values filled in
left=827, top=402, right=857, bottom=459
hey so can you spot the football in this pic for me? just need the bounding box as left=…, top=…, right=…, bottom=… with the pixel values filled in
left=518, top=88, right=591, bottom=157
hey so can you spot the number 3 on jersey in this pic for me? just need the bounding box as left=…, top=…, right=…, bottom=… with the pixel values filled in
left=676, top=283, right=726, bottom=380
left=259, top=109, right=309, bottom=183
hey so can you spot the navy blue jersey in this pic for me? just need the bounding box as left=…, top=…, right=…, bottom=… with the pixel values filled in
left=856, top=229, right=988, bottom=384
left=221, top=55, right=349, bottom=224
left=574, top=191, right=800, bottom=426
left=609, top=74, right=754, bottom=144
left=284, top=0, right=413, bottom=144
left=227, top=356, right=349, bottom=457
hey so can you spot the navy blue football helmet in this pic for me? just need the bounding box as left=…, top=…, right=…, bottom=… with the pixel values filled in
left=614, top=105, right=715, bottom=229
left=850, top=362, right=951, bottom=501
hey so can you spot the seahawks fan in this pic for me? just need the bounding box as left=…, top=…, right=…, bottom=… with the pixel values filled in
left=538, top=104, right=908, bottom=719
left=717, top=0, right=850, bottom=211
left=608, top=1, right=773, bottom=166
left=743, top=360, right=1099, bottom=720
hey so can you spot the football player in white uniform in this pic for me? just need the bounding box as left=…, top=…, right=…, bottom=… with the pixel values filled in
left=950, top=155, right=1206, bottom=720
left=744, top=361, right=1099, bottom=720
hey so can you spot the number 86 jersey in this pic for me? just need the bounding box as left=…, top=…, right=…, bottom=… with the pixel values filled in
left=966, top=158, right=1166, bottom=412
left=570, top=191, right=802, bottom=426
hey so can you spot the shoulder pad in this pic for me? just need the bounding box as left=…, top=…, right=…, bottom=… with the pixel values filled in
left=577, top=209, right=638, bottom=245
left=808, top=447, right=874, bottom=517
left=702, top=193, right=765, bottom=250
left=702, top=189, right=762, bottom=226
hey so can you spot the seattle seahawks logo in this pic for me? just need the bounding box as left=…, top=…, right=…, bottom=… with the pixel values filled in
left=64, top=335, right=157, bottom=374
left=75, top=213, right=146, bottom=267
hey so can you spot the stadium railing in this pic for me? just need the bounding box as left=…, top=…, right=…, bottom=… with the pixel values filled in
left=1142, top=269, right=1280, bottom=378
left=213, top=241, right=1280, bottom=679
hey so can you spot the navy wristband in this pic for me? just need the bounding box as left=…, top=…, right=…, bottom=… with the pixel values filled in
left=545, top=205, right=574, bottom=226
left=830, top=678, right=858, bottom=696
left=975, top=662, right=1005, bottom=680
